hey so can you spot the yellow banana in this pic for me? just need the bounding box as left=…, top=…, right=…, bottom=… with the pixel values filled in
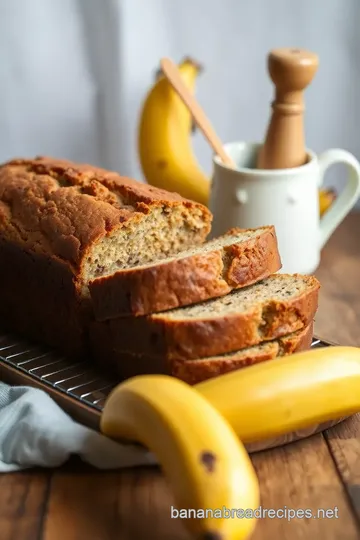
left=196, top=345, right=360, bottom=443
left=138, top=59, right=336, bottom=217
left=138, top=58, right=210, bottom=205
left=319, top=188, right=336, bottom=217
left=101, top=375, right=259, bottom=540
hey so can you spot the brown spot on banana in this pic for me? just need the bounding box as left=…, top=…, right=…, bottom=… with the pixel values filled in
left=156, top=159, right=168, bottom=170
left=202, top=532, right=222, bottom=540
left=200, top=450, right=217, bottom=472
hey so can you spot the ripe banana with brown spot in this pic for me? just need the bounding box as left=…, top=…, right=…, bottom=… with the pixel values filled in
left=101, top=374, right=259, bottom=540
left=101, top=346, right=360, bottom=537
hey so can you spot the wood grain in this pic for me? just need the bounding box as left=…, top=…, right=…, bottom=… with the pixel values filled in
left=315, top=212, right=360, bottom=347
left=324, top=415, right=360, bottom=522
left=43, top=465, right=191, bottom=540
left=317, top=212, right=360, bottom=534
left=0, top=471, right=50, bottom=540
left=251, top=433, right=359, bottom=539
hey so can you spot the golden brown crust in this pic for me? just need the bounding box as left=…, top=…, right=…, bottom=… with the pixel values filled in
left=90, top=323, right=313, bottom=385
left=0, top=156, right=211, bottom=271
left=171, top=323, right=313, bottom=384
left=106, top=275, right=320, bottom=360
left=224, top=227, right=281, bottom=286
left=278, top=321, right=313, bottom=354
left=88, top=226, right=282, bottom=319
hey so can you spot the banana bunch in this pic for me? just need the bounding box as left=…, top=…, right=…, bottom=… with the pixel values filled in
left=138, top=58, right=336, bottom=215
left=102, top=345, right=360, bottom=540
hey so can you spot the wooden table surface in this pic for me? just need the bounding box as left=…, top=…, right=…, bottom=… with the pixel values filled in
left=1, top=212, right=360, bottom=540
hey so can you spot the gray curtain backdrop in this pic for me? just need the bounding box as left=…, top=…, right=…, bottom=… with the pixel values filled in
left=0, top=0, right=359, bottom=203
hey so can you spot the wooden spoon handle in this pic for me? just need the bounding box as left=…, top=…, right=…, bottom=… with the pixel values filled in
left=160, top=57, right=235, bottom=167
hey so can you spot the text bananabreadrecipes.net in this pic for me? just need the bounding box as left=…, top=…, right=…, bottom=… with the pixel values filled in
left=171, top=506, right=339, bottom=521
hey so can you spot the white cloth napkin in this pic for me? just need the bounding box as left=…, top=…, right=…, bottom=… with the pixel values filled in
left=0, top=382, right=156, bottom=472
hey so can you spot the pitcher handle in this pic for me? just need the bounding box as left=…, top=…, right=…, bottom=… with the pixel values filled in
left=318, top=149, right=360, bottom=249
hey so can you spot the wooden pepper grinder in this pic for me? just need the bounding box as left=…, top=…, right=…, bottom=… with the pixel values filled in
left=257, top=48, right=319, bottom=169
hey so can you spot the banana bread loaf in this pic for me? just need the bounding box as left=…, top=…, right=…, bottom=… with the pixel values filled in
left=90, top=322, right=313, bottom=384
left=0, top=156, right=211, bottom=355
left=102, top=274, right=319, bottom=360
left=88, top=225, right=281, bottom=319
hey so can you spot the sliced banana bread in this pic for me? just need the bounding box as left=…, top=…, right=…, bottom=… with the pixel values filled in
left=0, top=157, right=211, bottom=355
left=171, top=323, right=313, bottom=384
left=90, top=323, right=313, bottom=384
left=104, top=274, right=319, bottom=360
left=88, top=225, right=281, bottom=319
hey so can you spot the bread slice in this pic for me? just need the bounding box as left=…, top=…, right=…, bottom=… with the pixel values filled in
left=171, top=323, right=313, bottom=384
left=90, top=323, right=313, bottom=385
left=104, top=274, right=319, bottom=360
left=88, top=226, right=281, bottom=320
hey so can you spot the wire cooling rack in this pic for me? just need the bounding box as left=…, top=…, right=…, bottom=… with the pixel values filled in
left=0, top=332, right=333, bottom=431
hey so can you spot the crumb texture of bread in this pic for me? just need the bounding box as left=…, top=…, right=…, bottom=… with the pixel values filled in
left=0, top=156, right=211, bottom=354
left=106, top=274, right=320, bottom=360
left=89, top=225, right=282, bottom=319
left=90, top=323, right=313, bottom=385
left=0, top=157, right=211, bottom=277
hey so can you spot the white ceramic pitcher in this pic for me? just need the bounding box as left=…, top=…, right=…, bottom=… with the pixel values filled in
left=210, top=142, right=360, bottom=274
